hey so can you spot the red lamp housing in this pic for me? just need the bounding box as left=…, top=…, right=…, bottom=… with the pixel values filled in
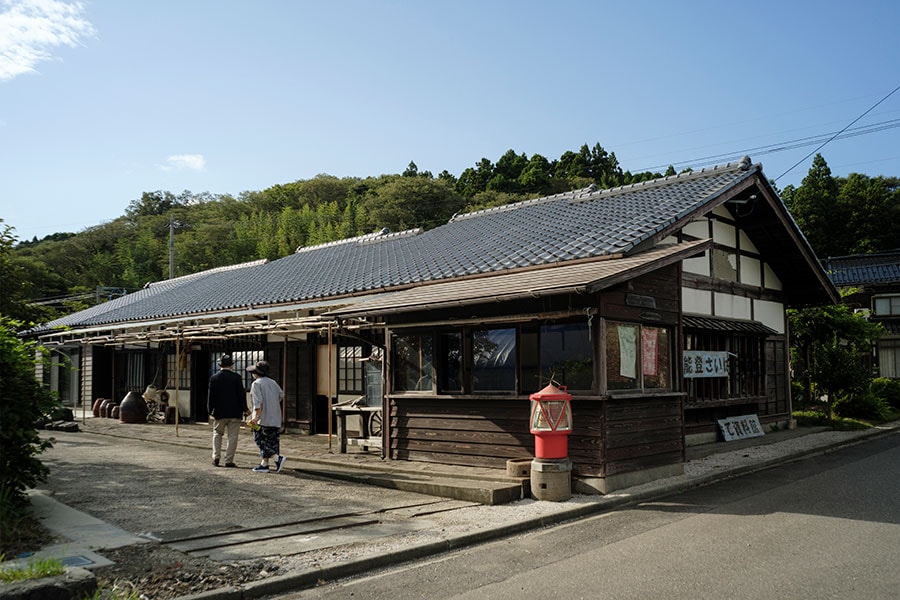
left=529, top=383, right=573, bottom=459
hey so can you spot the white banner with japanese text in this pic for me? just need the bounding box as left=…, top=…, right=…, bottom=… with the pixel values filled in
left=682, top=350, right=730, bottom=378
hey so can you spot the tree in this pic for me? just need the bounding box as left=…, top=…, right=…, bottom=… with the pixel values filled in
left=489, top=150, right=529, bottom=193
left=839, top=173, right=900, bottom=254
left=363, top=176, right=465, bottom=232
left=126, top=191, right=182, bottom=218
left=402, top=161, right=419, bottom=177
left=0, top=221, right=51, bottom=324
left=0, top=317, right=60, bottom=508
left=517, top=154, right=553, bottom=194
left=456, top=158, right=495, bottom=198
left=784, top=154, right=845, bottom=258
left=789, top=302, right=882, bottom=420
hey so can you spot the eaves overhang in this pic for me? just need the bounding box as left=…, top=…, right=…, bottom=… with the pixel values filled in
left=35, top=295, right=392, bottom=346
left=326, top=240, right=710, bottom=318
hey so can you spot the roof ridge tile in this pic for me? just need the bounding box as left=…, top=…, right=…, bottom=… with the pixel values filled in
left=296, top=228, right=422, bottom=253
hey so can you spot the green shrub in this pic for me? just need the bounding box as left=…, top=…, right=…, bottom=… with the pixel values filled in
left=870, top=377, right=900, bottom=410
left=0, top=318, right=59, bottom=509
left=835, top=391, right=893, bottom=421
left=792, top=410, right=831, bottom=427
left=792, top=410, right=875, bottom=430
left=831, top=417, right=873, bottom=431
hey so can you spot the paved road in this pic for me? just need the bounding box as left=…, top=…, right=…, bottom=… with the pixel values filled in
left=281, top=434, right=900, bottom=600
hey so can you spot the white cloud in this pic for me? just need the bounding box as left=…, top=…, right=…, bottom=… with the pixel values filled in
left=0, top=0, right=96, bottom=81
left=162, top=154, right=206, bottom=172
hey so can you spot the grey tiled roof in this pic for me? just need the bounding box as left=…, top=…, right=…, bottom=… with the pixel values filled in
left=823, top=250, right=900, bottom=286
left=34, top=159, right=760, bottom=332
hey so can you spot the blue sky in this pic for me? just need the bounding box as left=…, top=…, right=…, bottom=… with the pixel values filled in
left=2, top=0, right=898, bottom=241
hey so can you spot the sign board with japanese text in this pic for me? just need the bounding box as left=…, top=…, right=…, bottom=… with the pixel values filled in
left=682, top=350, right=730, bottom=378
left=717, top=414, right=765, bottom=442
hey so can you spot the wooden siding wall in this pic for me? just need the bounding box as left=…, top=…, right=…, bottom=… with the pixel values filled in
left=390, top=397, right=534, bottom=469
left=763, top=338, right=789, bottom=417
left=390, top=394, right=685, bottom=478
left=569, top=396, right=684, bottom=478
left=82, top=346, right=93, bottom=408
left=597, top=395, right=684, bottom=477
left=599, top=264, right=681, bottom=326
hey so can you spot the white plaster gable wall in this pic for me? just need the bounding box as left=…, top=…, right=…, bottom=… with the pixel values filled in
left=764, top=263, right=783, bottom=290
left=682, top=252, right=710, bottom=276
left=740, top=255, right=762, bottom=286
left=682, top=287, right=713, bottom=314
left=714, top=292, right=752, bottom=320
left=678, top=211, right=786, bottom=325
left=739, top=230, right=759, bottom=253
left=712, top=219, right=737, bottom=248
left=753, top=299, right=786, bottom=334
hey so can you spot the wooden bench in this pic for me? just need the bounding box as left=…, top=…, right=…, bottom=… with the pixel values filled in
left=332, top=405, right=382, bottom=453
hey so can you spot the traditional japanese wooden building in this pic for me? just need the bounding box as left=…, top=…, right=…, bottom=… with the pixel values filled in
left=823, top=250, right=900, bottom=379
left=30, top=156, right=837, bottom=493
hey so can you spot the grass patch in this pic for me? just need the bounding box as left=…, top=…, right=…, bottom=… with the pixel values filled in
left=792, top=410, right=875, bottom=431
left=0, top=490, right=57, bottom=560
left=84, top=585, right=145, bottom=600
left=0, top=556, right=65, bottom=582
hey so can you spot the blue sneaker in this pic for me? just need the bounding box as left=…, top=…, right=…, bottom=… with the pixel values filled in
left=252, top=464, right=269, bottom=473
left=274, top=455, right=286, bottom=473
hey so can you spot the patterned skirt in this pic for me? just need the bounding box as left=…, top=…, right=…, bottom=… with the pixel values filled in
left=253, top=426, right=280, bottom=459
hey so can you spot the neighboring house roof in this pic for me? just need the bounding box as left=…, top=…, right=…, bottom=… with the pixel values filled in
left=822, top=250, right=900, bottom=287
left=30, top=157, right=836, bottom=338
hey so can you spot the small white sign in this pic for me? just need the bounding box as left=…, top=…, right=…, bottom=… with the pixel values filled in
left=683, top=350, right=730, bottom=378
left=717, top=414, right=765, bottom=442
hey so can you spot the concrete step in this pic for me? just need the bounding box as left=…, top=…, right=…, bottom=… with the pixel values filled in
left=294, top=463, right=528, bottom=505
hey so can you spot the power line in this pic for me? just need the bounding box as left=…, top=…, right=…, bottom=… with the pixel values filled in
left=632, top=119, right=900, bottom=173
left=773, top=85, right=900, bottom=182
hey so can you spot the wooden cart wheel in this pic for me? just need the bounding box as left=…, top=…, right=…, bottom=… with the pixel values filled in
left=369, top=409, right=383, bottom=437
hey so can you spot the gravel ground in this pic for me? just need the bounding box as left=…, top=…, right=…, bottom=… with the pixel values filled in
left=34, top=422, right=898, bottom=599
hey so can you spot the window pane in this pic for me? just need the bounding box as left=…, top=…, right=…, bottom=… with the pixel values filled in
left=438, top=332, right=463, bottom=392
left=540, top=323, right=593, bottom=391
left=225, top=351, right=262, bottom=390
left=874, top=297, right=889, bottom=315
left=519, top=328, right=540, bottom=394
left=473, top=328, right=516, bottom=391
left=606, top=323, right=638, bottom=390
left=879, top=340, right=900, bottom=378
left=338, top=346, right=364, bottom=394
left=127, top=353, right=144, bottom=389
left=393, top=335, right=433, bottom=392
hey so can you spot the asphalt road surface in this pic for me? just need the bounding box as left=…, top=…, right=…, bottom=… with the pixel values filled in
left=283, top=433, right=900, bottom=600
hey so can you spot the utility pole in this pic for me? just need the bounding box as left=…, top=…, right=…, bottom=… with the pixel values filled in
left=169, top=213, right=175, bottom=279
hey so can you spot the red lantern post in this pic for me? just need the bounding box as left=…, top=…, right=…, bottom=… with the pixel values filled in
left=529, top=383, right=573, bottom=501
